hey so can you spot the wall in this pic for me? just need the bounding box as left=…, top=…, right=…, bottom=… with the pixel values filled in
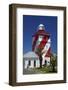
left=0, top=0, right=68, bottom=90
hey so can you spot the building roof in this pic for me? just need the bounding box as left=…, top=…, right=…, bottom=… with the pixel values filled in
left=23, top=51, right=39, bottom=59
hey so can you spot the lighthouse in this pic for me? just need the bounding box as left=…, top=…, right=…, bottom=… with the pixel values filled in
left=32, top=24, right=51, bottom=66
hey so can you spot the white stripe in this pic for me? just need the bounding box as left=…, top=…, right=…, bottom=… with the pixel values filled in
left=34, top=36, right=43, bottom=52
left=42, top=38, right=51, bottom=58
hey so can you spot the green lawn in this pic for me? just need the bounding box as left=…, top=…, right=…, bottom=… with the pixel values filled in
left=32, top=66, right=57, bottom=74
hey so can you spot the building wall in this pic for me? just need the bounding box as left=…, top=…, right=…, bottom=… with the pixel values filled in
left=36, top=60, right=40, bottom=67
left=24, top=60, right=28, bottom=69
left=24, top=59, right=40, bottom=69
left=42, top=57, right=50, bottom=66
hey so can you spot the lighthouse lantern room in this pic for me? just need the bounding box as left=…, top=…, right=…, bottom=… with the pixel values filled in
left=32, top=24, right=51, bottom=66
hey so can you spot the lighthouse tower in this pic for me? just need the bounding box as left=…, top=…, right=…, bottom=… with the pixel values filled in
left=32, top=24, right=51, bottom=66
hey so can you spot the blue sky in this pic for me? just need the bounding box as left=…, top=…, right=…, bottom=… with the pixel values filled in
left=23, top=15, right=57, bottom=54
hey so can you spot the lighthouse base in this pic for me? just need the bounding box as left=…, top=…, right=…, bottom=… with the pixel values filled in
left=42, top=57, right=50, bottom=66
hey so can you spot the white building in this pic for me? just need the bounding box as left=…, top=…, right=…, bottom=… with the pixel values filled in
left=23, top=51, right=40, bottom=69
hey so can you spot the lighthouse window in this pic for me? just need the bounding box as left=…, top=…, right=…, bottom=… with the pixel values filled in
left=39, top=36, right=43, bottom=38
left=39, top=36, right=43, bottom=41
left=46, top=44, right=48, bottom=49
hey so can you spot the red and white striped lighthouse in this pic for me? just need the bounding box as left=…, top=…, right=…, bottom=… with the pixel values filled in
left=32, top=24, right=51, bottom=66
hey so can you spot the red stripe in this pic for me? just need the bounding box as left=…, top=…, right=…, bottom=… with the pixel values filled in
left=32, top=35, right=38, bottom=51
left=37, top=36, right=49, bottom=51
left=45, top=47, right=51, bottom=57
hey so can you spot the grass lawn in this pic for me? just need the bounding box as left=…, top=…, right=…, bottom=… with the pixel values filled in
left=32, top=66, right=57, bottom=74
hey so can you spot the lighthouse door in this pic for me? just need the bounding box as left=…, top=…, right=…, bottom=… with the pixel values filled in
left=45, top=60, right=47, bottom=66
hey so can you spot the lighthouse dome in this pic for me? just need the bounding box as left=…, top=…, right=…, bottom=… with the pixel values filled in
left=38, top=24, right=45, bottom=30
